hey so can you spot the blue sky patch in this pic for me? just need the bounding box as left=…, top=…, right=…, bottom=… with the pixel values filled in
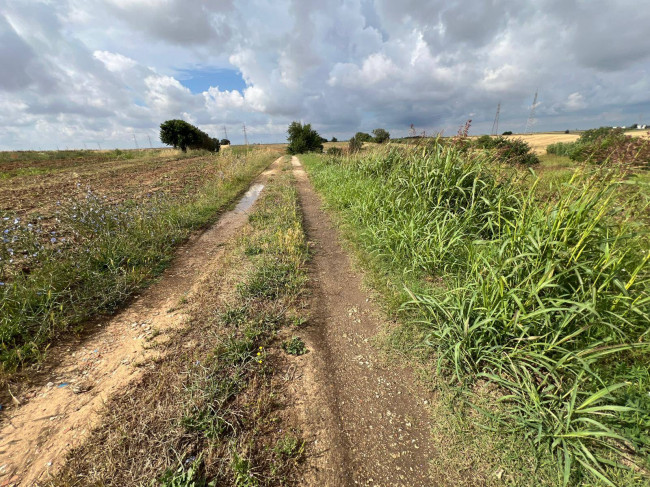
left=176, top=67, right=246, bottom=94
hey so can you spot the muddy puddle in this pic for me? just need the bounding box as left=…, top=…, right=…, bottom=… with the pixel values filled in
left=233, top=183, right=264, bottom=213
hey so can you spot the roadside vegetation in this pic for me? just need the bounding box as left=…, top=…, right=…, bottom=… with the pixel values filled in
left=301, top=142, right=650, bottom=486
left=0, top=149, right=277, bottom=374
left=547, top=127, right=650, bottom=168
left=50, top=160, right=309, bottom=486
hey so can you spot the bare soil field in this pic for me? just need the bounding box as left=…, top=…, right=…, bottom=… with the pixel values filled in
left=0, top=149, right=280, bottom=218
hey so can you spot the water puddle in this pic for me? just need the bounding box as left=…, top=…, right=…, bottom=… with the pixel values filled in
left=234, top=183, right=265, bottom=213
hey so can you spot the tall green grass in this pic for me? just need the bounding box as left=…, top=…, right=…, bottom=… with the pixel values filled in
left=303, top=144, right=650, bottom=486
left=0, top=152, right=274, bottom=372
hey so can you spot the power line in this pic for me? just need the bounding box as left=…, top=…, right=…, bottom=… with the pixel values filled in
left=223, top=125, right=228, bottom=141
left=132, top=133, right=139, bottom=149
left=491, top=102, right=501, bottom=136
left=147, top=135, right=153, bottom=148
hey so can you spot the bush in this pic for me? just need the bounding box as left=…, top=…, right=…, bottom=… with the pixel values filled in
left=330, top=137, right=338, bottom=142
left=372, top=128, right=390, bottom=144
left=348, top=136, right=363, bottom=153
left=475, top=136, right=539, bottom=165
left=286, top=122, right=324, bottom=155
left=566, top=127, right=650, bottom=167
left=220, top=139, right=230, bottom=146
left=547, top=141, right=579, bottom=157
left=327, top=147, right=343, bottom=156
left=502, top=131, right=513, bottom=135
left=353, top=132, right=373, bottom=143
left=475, top=135, right=497, bottom=149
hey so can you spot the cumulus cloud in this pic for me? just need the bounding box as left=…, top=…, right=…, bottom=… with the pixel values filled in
left=1, top=0, right=650, bottom=149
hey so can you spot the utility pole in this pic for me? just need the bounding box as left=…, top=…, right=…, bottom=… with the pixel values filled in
left=491, top=102, right=501, bottom=136
left=524, top=90, right=538, bottom=135
left=147, top=135, right=153, bottom=148
left=223, top=125, right=228, bottom=141
left=132, top=133, right=139, bottom=149
left=242, top=123, right=249, bottom=150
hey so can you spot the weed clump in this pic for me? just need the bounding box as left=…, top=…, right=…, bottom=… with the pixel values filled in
left=282, top=337, right=306, bottom=356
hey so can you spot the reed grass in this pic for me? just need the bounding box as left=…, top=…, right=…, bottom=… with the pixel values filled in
left=303, top=143, right=650, bottom=486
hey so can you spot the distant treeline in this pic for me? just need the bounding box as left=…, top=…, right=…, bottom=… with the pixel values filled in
left=160, top=120, right=220, bottom=152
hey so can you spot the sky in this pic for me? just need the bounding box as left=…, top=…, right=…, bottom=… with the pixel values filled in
left=1, top=0, right=650, bottom=150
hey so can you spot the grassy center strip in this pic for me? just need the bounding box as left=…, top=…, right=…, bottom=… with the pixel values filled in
left=49, top=160, right=309, bottom=486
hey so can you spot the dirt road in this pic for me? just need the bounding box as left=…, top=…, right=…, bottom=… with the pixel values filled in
left=1, top=154, right=438, bottom=486
left=0, top=158, right=283, bottom=486
left=291, top=156, right=436, bottom=486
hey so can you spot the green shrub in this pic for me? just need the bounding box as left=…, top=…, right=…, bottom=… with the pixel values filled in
left=286, top=121, right=323, bottom=155
left=475, top=136, right=539, bottom=165
left=546, top=141, right=578, bottom=157
left=564, top=127, right=650, bottom=167
left=372, top=128, right=390, bottom=144
left=348, top=136, right=363, bottom=153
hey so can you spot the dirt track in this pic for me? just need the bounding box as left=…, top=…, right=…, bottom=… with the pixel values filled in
left=291, top=156, right=436, bottom=486
left=0, top=158, right=283, bottom=486
left=1, top=155, right=438, bottom=486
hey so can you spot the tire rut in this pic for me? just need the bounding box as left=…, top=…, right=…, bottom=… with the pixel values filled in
left=291, top=156, right=437, bottom=486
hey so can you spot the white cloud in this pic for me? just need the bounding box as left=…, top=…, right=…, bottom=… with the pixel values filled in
left=93, top=50, right=137, bottom=72
left=565, top=92, right=587, bottom=111
left=1, top=0, right=650, bottom=149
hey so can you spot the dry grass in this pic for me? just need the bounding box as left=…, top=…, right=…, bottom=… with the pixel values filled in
left=502, top=132, right=580, bottom=154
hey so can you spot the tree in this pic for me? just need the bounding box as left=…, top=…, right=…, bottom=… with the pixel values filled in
left=331, top=137, right=338, bottom=142
left=353, top=132, right=373, bottom=143
left=220, top=138, right=231, bottom=146
left=286, top=121, right=324, bottom=154
left=160, top=120, right=199, bottom=152
left=159, top=120, right=219, bottom=152
left=372, top=128, right=390, bottom=143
